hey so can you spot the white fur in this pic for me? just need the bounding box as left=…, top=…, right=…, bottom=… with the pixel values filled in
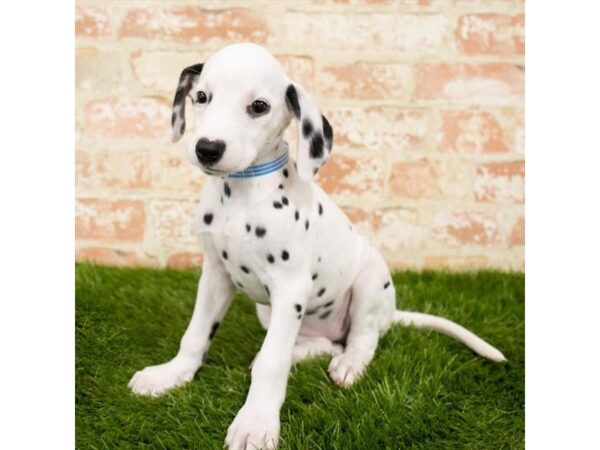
left=129, top=43, right=505, bottom=450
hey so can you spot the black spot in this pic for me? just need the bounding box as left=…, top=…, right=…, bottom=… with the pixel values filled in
left=255, top=227, right=267, bottom=238
left=172, top=63, right=204, bottom=138
left=305, top=219, right=310, bottom=230
left=312, top=273, right=318, bottom=280
left=317, top=287, right=326, bottom=297
left=281, top=250, right=289, bottom=261
left=295, top=210, right=299, bottom=221
left=323, top=300, right=334, bottom=308
left=208, top=92, right=213, bottom=103
left=278, top=184, right=284, bottom=190
left=294, top=304, right=302, bottom=313
left=318, top=256, right=322, bottom=263
left=322, top=115, right=333, bottom=144
left=313, top=167, right=319, bottom=175
left=246, top=224, right=251, bottom=232
left=318, top=203, right=323, bottom=215
left=297, top=314, right=302, bottom=319
left=220, top=196, right=224, bottom=205
left=203, top=213, right=213, bottom=225
left=180, top=63, right=204, bottom=79
left=267, top=254, right=275, bottom=264
left=319, top=310, right=332, bottom=320
left=302, top=119, right=313, bottom=138
left=222, top=250, right=228, bottom=260
left=306, top=308, right=318, bottom=315
left=286, top=84, right=301, bottom=119
left=240, top=265, right=250, bottom=274
left=264, top=285, right=270, bottom=296
left=224, top=182, right=231, bottom=197
left=209, top=322, right=220, bottom=340
left=384, top=281, right=391, bottom=289
left=281, top=196, right=289, bottom=206
left=309, top=133, right=324, bottom=159
left=283, top=168, right=289, bottom=178
left=273, top=201, right=283, bottom=209
left=236, top=281, right=244, bottom=289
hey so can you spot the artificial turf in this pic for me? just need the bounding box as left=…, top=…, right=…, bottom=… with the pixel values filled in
left=75, top=263, right=524, bottom=449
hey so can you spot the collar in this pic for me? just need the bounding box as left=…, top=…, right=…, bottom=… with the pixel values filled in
left=228, top=144, right=289, bottom=179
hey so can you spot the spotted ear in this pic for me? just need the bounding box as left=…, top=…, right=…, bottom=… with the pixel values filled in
left=285, top=83, right=333, bottom=182
left=171, top=63, right=204, bottom=143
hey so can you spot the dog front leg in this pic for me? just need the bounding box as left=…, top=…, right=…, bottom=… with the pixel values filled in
left=129, top=256, right=234, bottom=397
left=225, top=290, right=307, bottom=450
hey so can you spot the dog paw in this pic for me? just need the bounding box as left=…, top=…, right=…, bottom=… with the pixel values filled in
left=225, top=404, right=280, bottom=450
left=128, top=357, right=197, bottom=397
left=327, top=351, right=369, bottom=388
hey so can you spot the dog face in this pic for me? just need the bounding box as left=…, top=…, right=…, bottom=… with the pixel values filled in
left=171, top=43, right=333, bottom=181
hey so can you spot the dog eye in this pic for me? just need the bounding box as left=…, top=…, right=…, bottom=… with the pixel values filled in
left=249, top=100, right=270, bottom=117
left=196, top=91, right=208, bottom=104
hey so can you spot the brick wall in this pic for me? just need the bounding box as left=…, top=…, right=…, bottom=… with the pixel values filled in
left=75, top=0, right=525, bottom=271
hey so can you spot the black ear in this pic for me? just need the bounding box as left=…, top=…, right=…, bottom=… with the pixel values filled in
left=171, top=63, right=203, bottom=143
left=285, top=82, right=333, bottom=181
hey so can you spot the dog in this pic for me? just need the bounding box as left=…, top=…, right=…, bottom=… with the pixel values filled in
left=128, top=43, right=505, bottom=450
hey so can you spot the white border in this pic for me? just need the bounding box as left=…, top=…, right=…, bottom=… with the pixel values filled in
left=527, top=1, right=600, bottom=448
left=0, top=1, right=74, bottom=448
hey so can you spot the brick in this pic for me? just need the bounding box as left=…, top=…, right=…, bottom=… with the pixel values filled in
left=119, top=7, right=268, bottom=43
left=330, top=0, right=393, bottom=4
left=325, top=107, right=430, bottom=153
left=131, top=51, right=208, bottom=92
left=424, top=255, right=489, bottom=270
left=319, top=62, right=412, bottom=100
left=76, top=48, right=131, bottom=93
left=76, top=199, right=146, bottom=242
left=97, top=150, right=151, bottom=190
left=148, top=200, right=198, bottom=246
left=277, top=55, right=315, bottom=93
left=84, top=98, right=170, bottom=140
left=316, top=153, right=384, bottom=198
left=475, top=161, right=524, bottom=203
left=509, top=216, right=525, bottom=246
left=434, top=211, right=500, bottom=246
left=76, top=150, right=151, bottom=192
left=515, top=111, right=525, bottom=154
left=76, top=6, right=111, bottom=38
left=280, top=12, right=447, bottom=53
left=456, top=14, right=525, bottom=55
left=76, top=247, right=158, bottom=267
left=167, top=252, right=203, bottom=269
left=414, top=64, right=524, bottom=104
left=149, top=150, right=205, bottom=195
left=344, top=207, right=427, bottom=251
left=390, top=160, right=440, bottom=199
left=75, top=151, right=93, bottom=191
left=437, top=110, right=509, bottom=153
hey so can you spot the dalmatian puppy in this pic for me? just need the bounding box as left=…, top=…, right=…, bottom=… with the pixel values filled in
left=128, top=43, right=505, bottom=450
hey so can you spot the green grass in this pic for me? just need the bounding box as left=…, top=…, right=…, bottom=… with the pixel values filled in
left=76, top=263, right=524, bottom=449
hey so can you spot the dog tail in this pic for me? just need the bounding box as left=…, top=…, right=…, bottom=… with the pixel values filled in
left=393, top=310, right=506, bottom=362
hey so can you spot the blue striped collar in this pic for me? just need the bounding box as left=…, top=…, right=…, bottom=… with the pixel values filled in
left=228, top=149, right=289, bottom=179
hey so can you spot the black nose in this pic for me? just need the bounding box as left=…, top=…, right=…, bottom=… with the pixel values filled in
left=195, top=138, right=225, bottom=166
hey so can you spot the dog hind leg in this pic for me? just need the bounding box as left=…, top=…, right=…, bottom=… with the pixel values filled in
left=328, top=246, right=395, bottom=388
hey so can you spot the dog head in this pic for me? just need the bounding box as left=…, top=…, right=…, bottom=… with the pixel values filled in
left=171, top=43, right=333, bottom=181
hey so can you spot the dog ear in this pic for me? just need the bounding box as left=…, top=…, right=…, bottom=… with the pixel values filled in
left=171, top=63, right=204, bottom=143
left=285, top=82, right=333, bottom=182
